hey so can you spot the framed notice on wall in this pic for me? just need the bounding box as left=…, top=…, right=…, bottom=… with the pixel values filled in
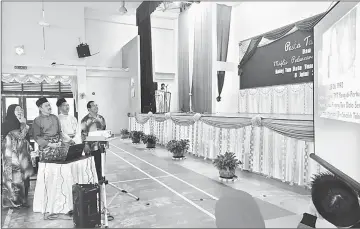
left=240, top=30, right=315, bottom=89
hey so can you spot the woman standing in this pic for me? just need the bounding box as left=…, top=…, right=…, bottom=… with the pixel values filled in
left=1, top=104, right=34, bottom=208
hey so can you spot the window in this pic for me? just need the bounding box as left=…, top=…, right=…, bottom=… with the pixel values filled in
left=1, top=81, right=77, bottom=124
left=25, top=98, right=40, bottom=121
left=5, top=97, right=20, bottom=112
left=25, top=97, right=75, bottom=120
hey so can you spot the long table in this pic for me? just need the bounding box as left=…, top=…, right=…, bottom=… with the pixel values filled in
left=33, top=156, right=98, bottom=214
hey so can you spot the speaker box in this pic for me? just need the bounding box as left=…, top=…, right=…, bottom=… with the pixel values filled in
left=72, top=183, right=101, bottom=228
left=76, top=43, right=91, bottom=58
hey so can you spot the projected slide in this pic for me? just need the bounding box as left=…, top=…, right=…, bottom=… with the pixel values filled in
left=317, top=4, right=360, bottom=124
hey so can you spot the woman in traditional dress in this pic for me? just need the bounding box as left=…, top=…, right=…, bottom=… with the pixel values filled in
left=1, top=104, right=34, bottom=208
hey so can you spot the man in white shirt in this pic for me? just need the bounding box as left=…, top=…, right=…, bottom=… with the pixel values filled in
left=56, top=98, right=80, bottom=145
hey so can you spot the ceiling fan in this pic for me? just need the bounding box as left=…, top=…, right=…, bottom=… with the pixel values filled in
left=38, top=0, right=50, bottom=58
left=118, top=1, right=128, bottom=15
left=156, top=1, right=199, bottom=12
left=157, top=1, right=181, bottom=12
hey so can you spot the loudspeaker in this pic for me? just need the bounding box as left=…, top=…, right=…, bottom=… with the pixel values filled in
left=76, top=43, right=91, bottom=58
left=72, top=183, right=101, bottom=228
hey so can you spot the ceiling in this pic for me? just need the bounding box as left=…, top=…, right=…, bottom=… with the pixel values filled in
left=83, top=1, right=142, bottom=15
left=83, top=1, right=241, bottom=19
left=84, top=1, right=180, bottom=19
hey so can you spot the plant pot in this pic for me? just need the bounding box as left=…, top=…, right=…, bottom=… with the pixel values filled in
left=172, top=150, right=185, bottom=158
left=172, top=155, right=186, bottom=161
left=132, top=138, right=140, bottom=144
left=121, top=134, right=130, bottom=139
left=219, top=169, right=236, bottom=179
left=146, top=142, right=156, bottom=148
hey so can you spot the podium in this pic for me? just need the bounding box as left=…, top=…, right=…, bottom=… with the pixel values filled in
left=155, top=90, right=171, bottom=113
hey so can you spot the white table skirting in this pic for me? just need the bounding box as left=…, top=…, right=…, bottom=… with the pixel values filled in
left=129, top=114, right=324, bottom=188
left=33, top=156, right=98, bottom=214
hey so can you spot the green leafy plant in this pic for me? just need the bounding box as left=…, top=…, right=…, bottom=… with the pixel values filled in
left=120, top=129, right=130, bottom=135
left=130, top=131, right=144, bottom=143
left=120, top=129, right=130, bottom=139
left=179, top=139, right=190, bottom=152
left=213, top=152, right=242, bottom=171
left=166, top=139, right=189, bottom=157
left=142, top=134, right=158, bottom=144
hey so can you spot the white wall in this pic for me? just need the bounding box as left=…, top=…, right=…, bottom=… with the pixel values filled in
left=122, top=36, right=141, bottom=114
left=2, top=2, right=86, bottom=69
left=151, top=27, right=176, bottom=73
left=85, top=9, right=179, bottom=113
left=83, top=9, right=139, bottom=131
left=86, top=76, right=130, bottom=134
left=2, top=2, right=178, bottom=132
left=151, top=16, right=179, bottom=112
left=85, top=8, right=138, bottom=68
left=215, top=2, right=331, bottom=113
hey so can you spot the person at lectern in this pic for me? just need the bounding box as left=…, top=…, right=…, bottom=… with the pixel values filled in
left=81, top=101, right=107, bottom=180
left=56, top=98, right=81, bottom=145
left=32, top=97, right=69, bottom=162
left=160, top=83, right=166, bottom=91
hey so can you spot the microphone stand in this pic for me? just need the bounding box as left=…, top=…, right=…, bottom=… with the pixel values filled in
left=85, top=136, right=140, bottom=228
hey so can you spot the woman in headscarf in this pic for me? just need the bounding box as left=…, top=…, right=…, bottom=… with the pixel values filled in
left=1, top=104, right=34, bottom=208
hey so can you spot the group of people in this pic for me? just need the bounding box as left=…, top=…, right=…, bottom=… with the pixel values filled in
left=1, top=97, right=106, bottom=208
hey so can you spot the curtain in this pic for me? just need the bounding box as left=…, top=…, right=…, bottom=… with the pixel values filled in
left=238, top=83, right=314, bottom=114
left=138, top=16, right=156, bottom=113
left=178, top=10, right=190, bottom=112
left=1, top=74, right=73, bottom=84
left=1, top=73, right=78, bottom=111
left=216, top=4, right=232, bottom=102
left=136, top=1, right=162, bottom=113
left=128, top=114, right=319, bottom=186
left=191, top=3, right=213, bottom=113
left=237, top=37, right=262, bottom=77
left=237, top=12, right=325, bottom=81
left=188, top=5, right=196, bottom=111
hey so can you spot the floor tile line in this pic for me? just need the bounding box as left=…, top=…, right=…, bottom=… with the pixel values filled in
left=110, top=143, right=219, bottom=201
left=111, top=174, right=173, bottom=184
left=107, top=149, right=216, bottom=220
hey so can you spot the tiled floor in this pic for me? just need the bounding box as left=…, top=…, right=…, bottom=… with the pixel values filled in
left=1, top=138, right=312, bottom=228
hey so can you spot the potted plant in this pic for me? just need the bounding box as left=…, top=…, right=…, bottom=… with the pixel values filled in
left=130, top=131, right=144, bottom=144
left=166, top=139, right=189, bottom=160
left=120, top=129, right=130, bottom=139
left=141, top=134, right=158, bottom=148
left=213, top=152, right=242, bottom=179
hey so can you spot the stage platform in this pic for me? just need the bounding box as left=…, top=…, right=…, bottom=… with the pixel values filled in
left=147, top=112, right=313, bottom=120
left=128, top=112, right=323, bottom=188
